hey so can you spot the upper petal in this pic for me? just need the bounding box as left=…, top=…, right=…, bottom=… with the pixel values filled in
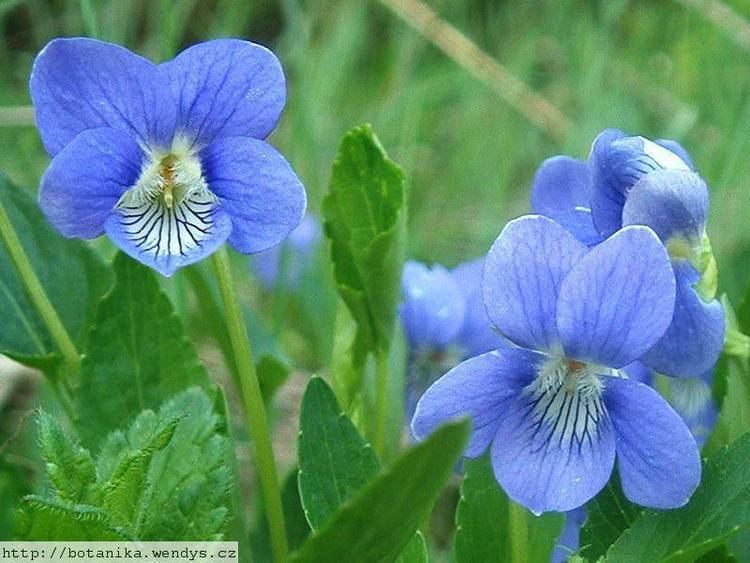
left=557, top=226, right=676, bottom=368
left=400, top=261, right=466, bottom=350
left=641, top=263, right=725, bottom=378
left=201, top=136, right=306, bottom=254
left=622, top=169, right=708, bottom=243
left=483, top=215, right=588, bottom=352
left=530, top=155, right=603, bottom=246
left=590, top=131, right=691, bottom=237
left=604, top=377, right=701, bottom=508
left=30, top=38, right=175, bottom=156
left=411, top=348, right=543, bottom=458
left=490, top=370, right=616, bottom=514
left=161, top=39, right=285, bottom=147
left=39, top=127, right=144, bottom=239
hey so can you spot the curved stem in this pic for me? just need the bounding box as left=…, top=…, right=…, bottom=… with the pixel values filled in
left=211, top=248, right=287, bottom=563
left=508, top=500, right=528, bottom=563
left=0, top=196, right=80, bottom=377
left=373, top=347, right=389, bottom=457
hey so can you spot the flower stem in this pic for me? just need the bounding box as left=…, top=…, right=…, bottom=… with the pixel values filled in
left=373, top=347, right=390, bottom=457
left=508, top=500, right=529, bottom=563
left=211, top=248, right=287, bottom=563
left=0, top=196, right=80, bottom=378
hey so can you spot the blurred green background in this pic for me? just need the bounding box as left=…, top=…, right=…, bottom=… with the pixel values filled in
left=0, top=0, right=748, bottom=301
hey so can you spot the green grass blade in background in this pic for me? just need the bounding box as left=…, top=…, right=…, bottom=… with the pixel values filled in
left=455, top=455, right=563, bottom=563
left=74, top=253, right=210, bottom=450
left=290, top=419, right=470, bottom=563
left=0, top=178, right=111, bottom=373
left=606, top=433, right=750, bottom=562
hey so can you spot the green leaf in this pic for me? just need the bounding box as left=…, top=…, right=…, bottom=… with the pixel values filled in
left=137, top=387, right=232, bottom=540
left=455, top=455, right=563, bottom=563
left=37, top=411, right=96, bottom=504
left=606, top=433, right=750, bottom=562
left=75, top=253, right=210, bottom=450
left=323, top=124, right=407, bottom=402
left=99, top=413, right=180, bottom=531
left=298, top=376, right=380, bottom=530
left=290, top=419, right=470, bottom=563
left=20, top=388, right=231, bottom=541
left=579, top=474, right=641, bottom=560
left=396, top=532, right=429, bottom=563
left=15, top=496, right=130, bottom=540
left=0, top=178, right=112, bottom=372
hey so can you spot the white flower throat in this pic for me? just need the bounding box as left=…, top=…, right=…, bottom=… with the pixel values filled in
left=525, top=356, right=617, bottom=450
left=115, top=147, right=219, bottom=259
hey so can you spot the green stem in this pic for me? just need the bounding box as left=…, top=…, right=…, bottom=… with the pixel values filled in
left=211, top=248, right=287, bottom=563
left=508, top=500, right=528, bottom=563
left=0, top=196, right=80, bottom=378
left=373, top=347, right=389, bottom=457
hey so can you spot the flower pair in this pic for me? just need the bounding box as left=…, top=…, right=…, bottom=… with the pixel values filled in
left=31, top=38, right=306, bottom=276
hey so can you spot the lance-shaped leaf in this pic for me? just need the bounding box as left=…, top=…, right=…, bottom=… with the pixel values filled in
left=298, top=376, right=380, bottom=529
left=323, top=124, right=406, bottom=402
left=290, top=419, right=469, bottom=563
left=455, top=455, right=563, bottom=563
left=606, top=433, right=750, bottom=562
left=0, top=177, right=111, bottom=372
left=75, top=253, right=210, bottom=450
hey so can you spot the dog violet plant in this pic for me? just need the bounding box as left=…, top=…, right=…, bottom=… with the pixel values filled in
left=1, top=25, right=749, bottom=563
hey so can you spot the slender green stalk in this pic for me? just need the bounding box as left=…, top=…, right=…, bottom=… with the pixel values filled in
left=0, top=196, right=80, bottom=377
left=373, top=347, right=390, bottom=457
left=211, top=248, right=287, bottom=563
left=508, top=500, right=529, bottom=563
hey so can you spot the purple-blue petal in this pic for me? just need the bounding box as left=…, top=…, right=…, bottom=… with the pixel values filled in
left=530, top=155, right=603, bottom=246
left=104, top=205, right=232, bottom=277
left=623, top=361, right=653, bottom=385
left=557, top=226, right=676, bottom=368
left=400, top=261, right=466, bottom=350
left=411, top=348, right=543, bottom=458
left=39, top=127, right=144, bottom=239
left=490, top=378, right=616, bottom=514
left=622, top=169, right=708, bottom=243
left=161, top=39, right=285, bottom=147
left=483, top=215, right=588, bottom=352
left=30, top=38, right=175, bottom=156
left=641, top=262, right=725, bottom=377
left=604, top=377, right=700, bottom=508
left=590, top=131, right=691, bottom=237
left=200, top=136, right=306, bottom=254
left=451, top=258, right=503, bottom=357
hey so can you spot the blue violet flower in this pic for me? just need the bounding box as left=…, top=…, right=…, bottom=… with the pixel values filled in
left=531, top=129, right=724, bottom=378
left=412, top=216, right=701, bottom=514
left=31, top=38, right=306, bottom=276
